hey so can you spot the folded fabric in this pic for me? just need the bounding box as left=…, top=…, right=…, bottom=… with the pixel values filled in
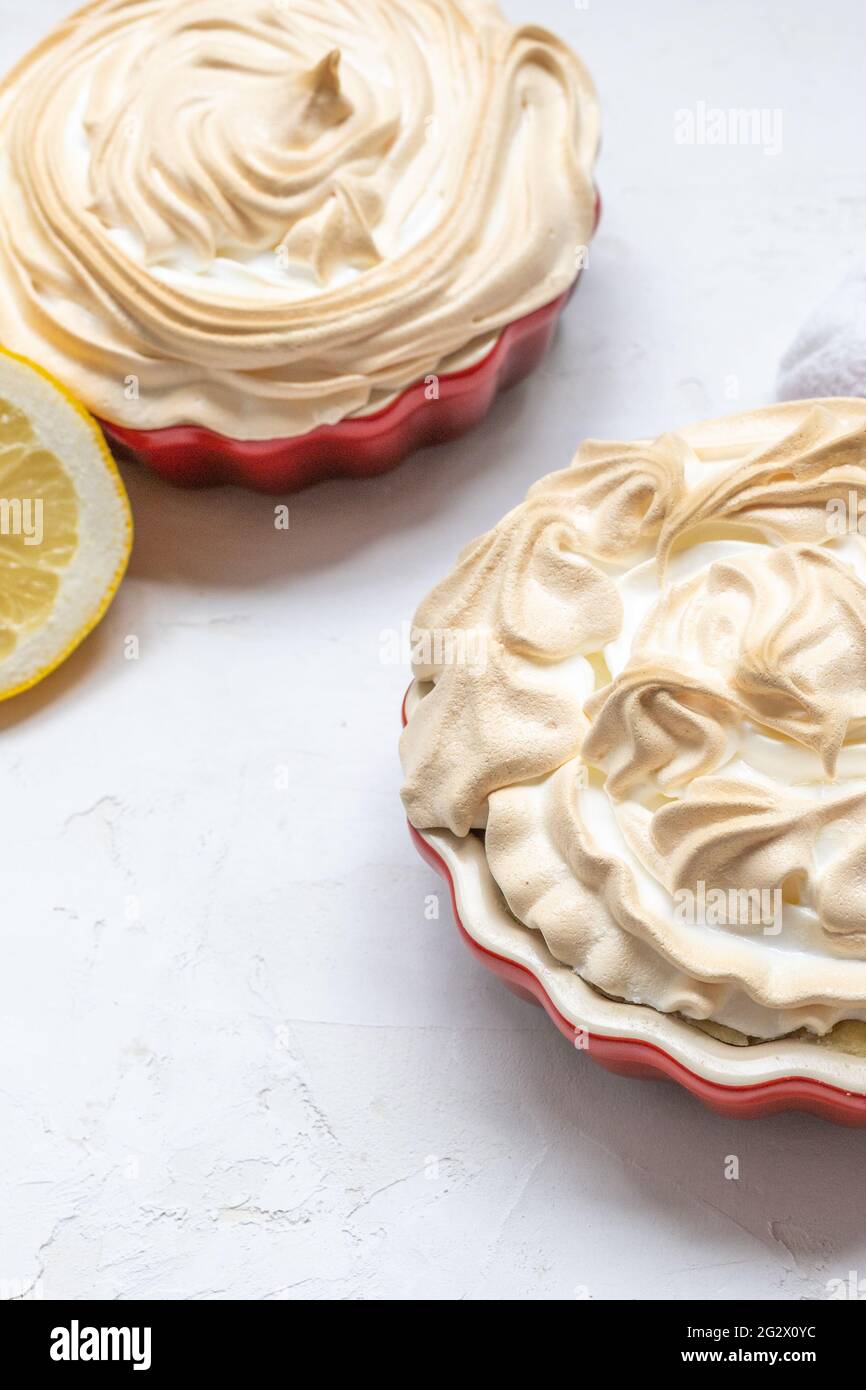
left=778, top=263, right=866, bottom=400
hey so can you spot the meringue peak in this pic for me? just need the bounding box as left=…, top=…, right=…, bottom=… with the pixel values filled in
left=0, top=0, right=599, bottom=439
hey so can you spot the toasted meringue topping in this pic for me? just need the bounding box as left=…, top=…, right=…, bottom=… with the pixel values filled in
left=0, top=0, right=598, bottom=439
left=400, top=400, right=866, bottom=1039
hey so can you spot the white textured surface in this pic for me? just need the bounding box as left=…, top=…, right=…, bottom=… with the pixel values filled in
left=1, top=0, right=865, bottom=1303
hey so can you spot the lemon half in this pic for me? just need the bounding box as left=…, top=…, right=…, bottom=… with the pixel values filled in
left=0, top=347, right=131, bottom=699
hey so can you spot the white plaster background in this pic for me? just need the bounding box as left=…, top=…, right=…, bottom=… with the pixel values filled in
left=1, top=0, right=865, bottom=1302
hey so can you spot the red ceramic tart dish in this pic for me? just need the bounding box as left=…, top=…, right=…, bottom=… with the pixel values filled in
left=399, top=400, right=866, bottom=1124
left=407, top=822, right=866, bottom=1126
left=99, top=285, right=578, bottom=492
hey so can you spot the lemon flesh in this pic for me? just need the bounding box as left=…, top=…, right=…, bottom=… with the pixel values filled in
left=0, top=349, right=131, bottom=698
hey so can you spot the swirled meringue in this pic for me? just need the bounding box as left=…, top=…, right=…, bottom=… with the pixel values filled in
left=0, top=0, right=598, bottom=439
left=400, top=399, right=866, bottom=1040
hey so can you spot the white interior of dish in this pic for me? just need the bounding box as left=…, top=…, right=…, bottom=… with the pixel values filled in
left=405, top=681, right=866, bottom=1095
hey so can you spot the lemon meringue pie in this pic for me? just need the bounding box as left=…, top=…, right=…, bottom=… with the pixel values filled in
left=0, top=0, right=598, bottom=441
left=401, top=400, right=866, bottom=1043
